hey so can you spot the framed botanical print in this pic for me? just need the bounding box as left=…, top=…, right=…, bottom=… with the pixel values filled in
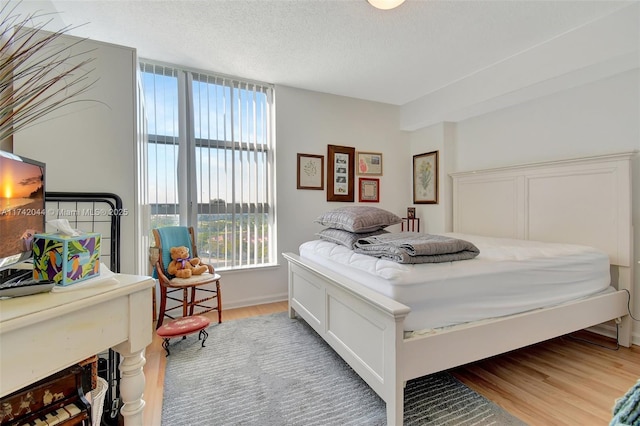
left=356, top=152, right=383, bottom=175
left=297, top=153, right=324, bottom=190
left=413, top=151, right=439, bottom=204
left=359, top=178, right=379, bottom=202
left=327, top=144, right=355, bottom=202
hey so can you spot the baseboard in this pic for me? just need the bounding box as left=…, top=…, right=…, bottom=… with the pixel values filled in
left=586, top=323, right=640, bottom=347
left=223, top=293, right=288, bottom=311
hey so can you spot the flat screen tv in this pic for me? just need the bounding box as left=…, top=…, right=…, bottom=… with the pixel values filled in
left=0, top=150, right=46, bottom=271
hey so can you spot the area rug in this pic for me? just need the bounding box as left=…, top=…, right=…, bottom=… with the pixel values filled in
left=162, top=312, right=526, bottom=425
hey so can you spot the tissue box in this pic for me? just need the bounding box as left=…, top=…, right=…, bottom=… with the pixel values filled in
left=32, top=233, right=101, bottom=285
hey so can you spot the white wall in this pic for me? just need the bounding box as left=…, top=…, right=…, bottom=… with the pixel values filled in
left=13, top=37, right=141, bottom=275
left=219, top=85, right=410, bottom=308
left=400, top=3, right=639, bottom=131
left=407, top=122, right=456, bottom=234
left=454, top=70, right=640, bottom=172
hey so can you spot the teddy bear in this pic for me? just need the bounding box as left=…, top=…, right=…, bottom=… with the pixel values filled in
left=167, top=246, right=208, bottom=278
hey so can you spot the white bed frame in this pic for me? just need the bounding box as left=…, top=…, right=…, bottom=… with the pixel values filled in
left=282, top=152, right=635, bottom=425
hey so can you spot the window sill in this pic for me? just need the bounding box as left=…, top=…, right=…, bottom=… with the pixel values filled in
left=214, top=263, right=280, bottom=274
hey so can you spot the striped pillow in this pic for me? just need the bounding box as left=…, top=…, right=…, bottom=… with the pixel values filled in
left=317, top=228, right=389, bottom=249
left=315, top=206, right=401, bottom=233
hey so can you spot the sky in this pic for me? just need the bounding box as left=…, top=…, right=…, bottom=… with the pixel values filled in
left=142, top=67, right=270, bottom=206
left=0, top=155, right=44, bottom=200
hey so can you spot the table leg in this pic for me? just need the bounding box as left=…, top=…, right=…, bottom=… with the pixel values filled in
left=113, top=345, right=146, bottom=425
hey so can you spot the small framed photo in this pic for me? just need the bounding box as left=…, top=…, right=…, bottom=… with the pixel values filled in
left=359, top=178, right=379, bottom=203
left=407, top=207, right=416, bottom=218
left=413, top=151, right=439, bottom=204
left=327, top=144, right=355, bottom=202
left=297, top=153, right=324, bottom=190
left=356, top=152, right=383, bottom=176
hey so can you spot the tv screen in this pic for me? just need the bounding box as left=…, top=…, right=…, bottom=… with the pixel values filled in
left=0, top=150, right=46, bottom=271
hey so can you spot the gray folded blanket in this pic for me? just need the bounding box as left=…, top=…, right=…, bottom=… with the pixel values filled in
left=353, top=232, right=480, bottom=264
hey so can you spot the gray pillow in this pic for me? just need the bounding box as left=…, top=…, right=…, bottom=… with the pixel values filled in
left=315, top=206, right=402, bottom=233
left=317, top=228, right=389, bottom=249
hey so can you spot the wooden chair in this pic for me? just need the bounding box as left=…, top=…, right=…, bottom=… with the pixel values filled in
left=152, top=226, right=222, bottom=329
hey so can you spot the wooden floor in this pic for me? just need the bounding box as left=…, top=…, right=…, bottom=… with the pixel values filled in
left=142, top=302, right=639, bottom=426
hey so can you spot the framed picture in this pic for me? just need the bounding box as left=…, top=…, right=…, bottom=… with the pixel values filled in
left=359, top=178, right=379, bottom=202
left=356, top=151, right=383, bottom=176
left=327, top=145, right=355, bottom=202
left=407, top=207, right=416, bottom=218
left=297, top=153, right=324, bottom=190
left=413, top=151, right=439, bottom=204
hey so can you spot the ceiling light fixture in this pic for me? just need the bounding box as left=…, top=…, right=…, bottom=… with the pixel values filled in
left=367, top=0, right=406, bottom=10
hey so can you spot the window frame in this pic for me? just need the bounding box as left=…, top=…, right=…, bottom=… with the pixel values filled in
left=141, top=60, right=276, bottom=271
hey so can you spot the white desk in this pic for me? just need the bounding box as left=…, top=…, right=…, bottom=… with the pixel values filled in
left=0, top=274, right=154, bottom=425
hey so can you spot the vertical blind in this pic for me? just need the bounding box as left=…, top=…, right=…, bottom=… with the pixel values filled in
left=140, top=61, right=275, bottom=270
left=140, top=63, right=180, bottom=224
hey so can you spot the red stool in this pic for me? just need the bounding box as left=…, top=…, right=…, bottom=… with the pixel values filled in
left=156, top=315, right=210, bottom=356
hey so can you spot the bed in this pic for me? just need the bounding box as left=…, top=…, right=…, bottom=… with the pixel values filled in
left=298, top=234, right=614, bottom=333
left=282, top=152, right=635, bottom=425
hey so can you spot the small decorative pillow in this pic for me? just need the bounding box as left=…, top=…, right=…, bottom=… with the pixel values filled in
left=315, top=206, right=402, bottom=233
left=317, top=228, right=389, bottom=249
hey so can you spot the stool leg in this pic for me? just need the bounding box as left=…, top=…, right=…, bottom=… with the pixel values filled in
left=162, top=338, right=171, bottom=357
left=199, top=329, right=209, bottom=348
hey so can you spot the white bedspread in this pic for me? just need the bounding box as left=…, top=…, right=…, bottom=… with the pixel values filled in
left=299, top=233, right=611, bottom=331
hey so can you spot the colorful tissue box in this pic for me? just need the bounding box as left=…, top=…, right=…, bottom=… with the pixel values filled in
left=32, top=233, right=101, bottom=285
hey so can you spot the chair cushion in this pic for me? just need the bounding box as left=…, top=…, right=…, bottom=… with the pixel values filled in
left=169, top=272, right=218, bottom=287
left=157, top=315, right=211, bottom=338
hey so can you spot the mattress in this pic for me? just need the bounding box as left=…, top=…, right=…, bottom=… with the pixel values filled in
left=298, top=233, right=611, bottom=331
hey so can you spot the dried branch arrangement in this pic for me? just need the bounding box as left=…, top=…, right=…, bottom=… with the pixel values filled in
left=0, top=2, right=97, bottom=142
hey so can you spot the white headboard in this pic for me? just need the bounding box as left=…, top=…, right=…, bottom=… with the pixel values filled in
left=451, top=152, right=634, bottom=267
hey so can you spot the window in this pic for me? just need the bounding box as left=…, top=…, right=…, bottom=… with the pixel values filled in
left=140, top=61, right=275, bottom=270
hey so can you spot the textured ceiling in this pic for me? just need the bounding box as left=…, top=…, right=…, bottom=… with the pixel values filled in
left=32, top=0, right=635, bottom=105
